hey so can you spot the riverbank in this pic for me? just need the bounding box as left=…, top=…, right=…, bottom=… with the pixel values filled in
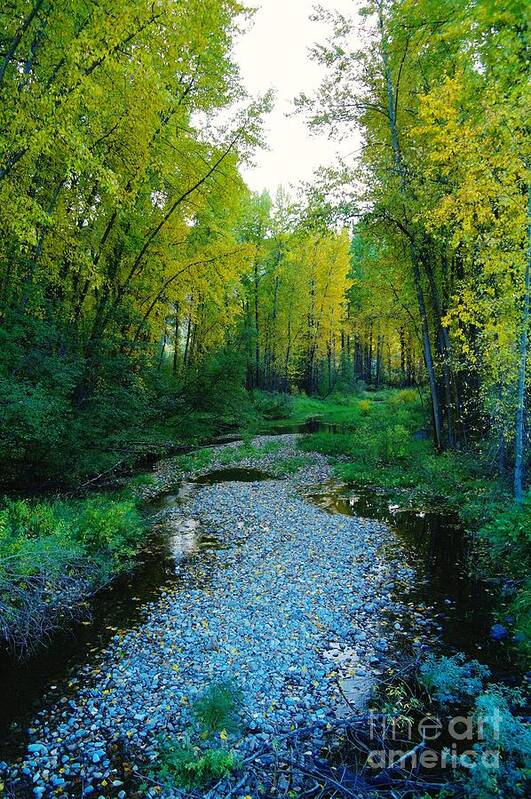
left=289, top=390, right=529, bottom=662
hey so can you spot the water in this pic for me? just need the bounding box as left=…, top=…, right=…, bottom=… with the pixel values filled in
left=193, top=467, right=277, bottom=484
left=266, top=417, right=346, bottom=435
left=307, top=481, right=516, bottom=676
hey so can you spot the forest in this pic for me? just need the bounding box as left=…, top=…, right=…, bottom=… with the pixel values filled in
left=0, top=1, right=530, bottom=799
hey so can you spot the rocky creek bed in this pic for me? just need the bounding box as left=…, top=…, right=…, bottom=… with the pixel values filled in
left=1, top=436, right=437, bottom=798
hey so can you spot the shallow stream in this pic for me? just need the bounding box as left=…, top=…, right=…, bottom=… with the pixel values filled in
left=0, top=439, right=515, bottom=763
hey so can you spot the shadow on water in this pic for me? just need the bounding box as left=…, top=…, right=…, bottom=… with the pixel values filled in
left=193, top=467, right=277, bottom=484
left=307, top=481, right=517, bottom=677
left=267, top=417, right=346, bottom=435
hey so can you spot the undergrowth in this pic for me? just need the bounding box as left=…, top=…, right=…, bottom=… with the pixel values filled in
left=0, top=494, right=144, bottom=656
left=151, top=680, right=243, bottom=791
left=365, top=653, right=530, bottom=799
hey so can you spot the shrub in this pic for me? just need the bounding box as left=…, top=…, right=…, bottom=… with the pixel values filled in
left=358, top=399, right=372, bottom=415
left=252, top=390, right=294, bottom=420
left=68, top=496, right=144, bottom=568
left=152, top=679, right=244, bottom=790
left=478, top=493, right=531, bottom=577
left=478, top=494, right=531, bottom=658
left=419, top=653, right=490, bottom=705
left=185, top=347, right=253, bottom=427
left=0, top=495, right=145, bottom=570
left=376, top=424, right=410, bottom=463
left=192, top=679, right=243, bottom=737
left=463, top=689, right=531, bottom=799
left=389, top=388, right=418, bottom=406
left=155, top=743, right=239, bottom=790
left=0, top=495, right=144, bottom=655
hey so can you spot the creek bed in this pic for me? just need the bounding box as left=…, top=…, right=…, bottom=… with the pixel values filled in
left=0, top=445, right=516, bottom=797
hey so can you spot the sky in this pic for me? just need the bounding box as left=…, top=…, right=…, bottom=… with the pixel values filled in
left=234, top=0, right=361, bottom=197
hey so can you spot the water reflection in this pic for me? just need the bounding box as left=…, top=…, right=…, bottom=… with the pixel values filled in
left=308, top=481, right=515, bottom=676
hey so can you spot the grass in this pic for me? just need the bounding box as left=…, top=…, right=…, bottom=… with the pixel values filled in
left=216, top=441, right=281, bottom=465
left=171, top=441, right=282, bottom=476
left=271, top=455, right=310, bottom=476
left=266, top=392, right=359, bottom=428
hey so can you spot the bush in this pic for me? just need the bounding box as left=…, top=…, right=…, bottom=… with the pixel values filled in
left=415, top=657, right=530, bottom=799
left=358, top=399, right=372, bottom=415
left=478, top=493, right=531, bottom=577
left=389, top=388, right=418, bottom=406
left=185, top=347, right=252, bottom=426
left=376, top=424, right=410, bottom=463
left=192, top=679, right=243, bottom=736
left=419, top=653, right=490, bottom=705
left=68, top=496, right=144, bottom=568
left=251, top=390, right=294, bottom=420
left=155, top=743, right=239, bottom=790
left=478, top=494, right=531, bottom=659
left=0, top=495, right=144, bottom=569
left=0, top=494, right=144, bottom=655
left=152, top=679, right=243, bottom=790
left=463, top=689, right=531, bottom=799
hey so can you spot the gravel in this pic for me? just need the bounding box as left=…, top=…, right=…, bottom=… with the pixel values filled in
left=2, top=437, right=420, bottom=798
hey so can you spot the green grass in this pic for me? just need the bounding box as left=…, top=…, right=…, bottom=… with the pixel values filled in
left=271, top=455, right=310, bottom=476
left=267, top=392, right=358, bottom=427
left=266, top=388, right=425, bottom=429
left=216, top=441, right=281, bottom=465
left=171, top=441, right=282, bottom=475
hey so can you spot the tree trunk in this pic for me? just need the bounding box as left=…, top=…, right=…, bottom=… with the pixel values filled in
left=253, top=259, right=260, bottom=389
left=158, top=326, right=167, bottom=369
left=400, top=327, right=406, bottom=385
left=514, top=183, right=531, bottom=501
left=377, top=0, right=442, bottom=447
left=183, top=313, right=192, bottom=369
left=173, top=302, right=180, bottom=376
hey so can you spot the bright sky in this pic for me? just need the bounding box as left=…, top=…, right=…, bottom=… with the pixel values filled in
left=235, top=0, right=361, bottom=196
